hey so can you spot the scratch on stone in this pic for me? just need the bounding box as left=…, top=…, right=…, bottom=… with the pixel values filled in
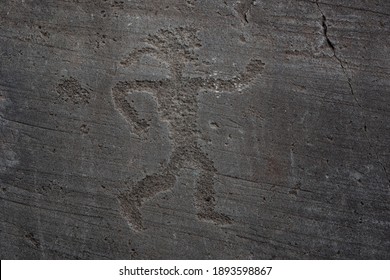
left=316, top=1, right=390, bottom=185
left=316, top=2, right=360, bottom=107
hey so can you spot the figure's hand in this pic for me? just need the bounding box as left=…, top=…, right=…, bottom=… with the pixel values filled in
left=199, top=58, right=264, bottom=92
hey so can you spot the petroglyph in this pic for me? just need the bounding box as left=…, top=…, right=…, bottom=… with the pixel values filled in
left=112, top=27, right=264, bottom=231
left=56, top=77, right=91, bottom=105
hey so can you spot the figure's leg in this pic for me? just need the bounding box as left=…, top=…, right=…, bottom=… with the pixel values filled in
left=195, top=170, right=232, bottom=224
left=192, top=148, right=232, bottom=224
left=118, top=169, right=176, bottom=231
left=118, top=193, right=143, bottom=231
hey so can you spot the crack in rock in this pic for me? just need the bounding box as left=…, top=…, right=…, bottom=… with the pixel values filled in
left=235, top=0, right=256, bottom=24
left=316, top=1, right=390, bottom=185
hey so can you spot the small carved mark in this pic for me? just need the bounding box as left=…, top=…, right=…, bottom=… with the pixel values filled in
left=80, top=124, right=89, bottom=134
left=289, top=182, right=301, bottom=197
left=56, top=77, right=90, bottom=105
left=24, top=232, right=40, bottom=248
left=209, top=121, right=220, bottom=129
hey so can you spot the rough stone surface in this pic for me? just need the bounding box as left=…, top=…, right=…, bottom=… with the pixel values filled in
left=0, top=0, right=389, bottom=259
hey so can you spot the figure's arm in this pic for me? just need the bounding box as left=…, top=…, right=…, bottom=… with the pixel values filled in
left=114, top=45, right=171, bottom=137
left=201, top=59, right=264, bottom=91
left=111, top=81, right=153, bottom=137
left=119, top=47, right=160, bottom=67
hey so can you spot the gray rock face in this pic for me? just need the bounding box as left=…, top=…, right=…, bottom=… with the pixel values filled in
left=0, top=0, right=389, bottom=259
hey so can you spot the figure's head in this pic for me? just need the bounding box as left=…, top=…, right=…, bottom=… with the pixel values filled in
left=145, top=27, right=202, bottom=62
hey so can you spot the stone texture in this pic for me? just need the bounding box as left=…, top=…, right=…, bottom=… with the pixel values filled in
left=0, top=0, right=389, bottom=259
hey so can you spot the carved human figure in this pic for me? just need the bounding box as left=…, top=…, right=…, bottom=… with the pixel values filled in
left=111, top=28, right=263, bottom=231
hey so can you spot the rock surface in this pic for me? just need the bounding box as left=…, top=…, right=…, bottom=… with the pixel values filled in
left=0, top=0, right=389, bottom=259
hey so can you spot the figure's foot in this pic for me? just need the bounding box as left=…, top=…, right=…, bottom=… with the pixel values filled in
left=118, top=171, right=176, bottom=231
left=197, top=211, right=233, bottom=225
left=118, top=194, right=144, bottom=231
